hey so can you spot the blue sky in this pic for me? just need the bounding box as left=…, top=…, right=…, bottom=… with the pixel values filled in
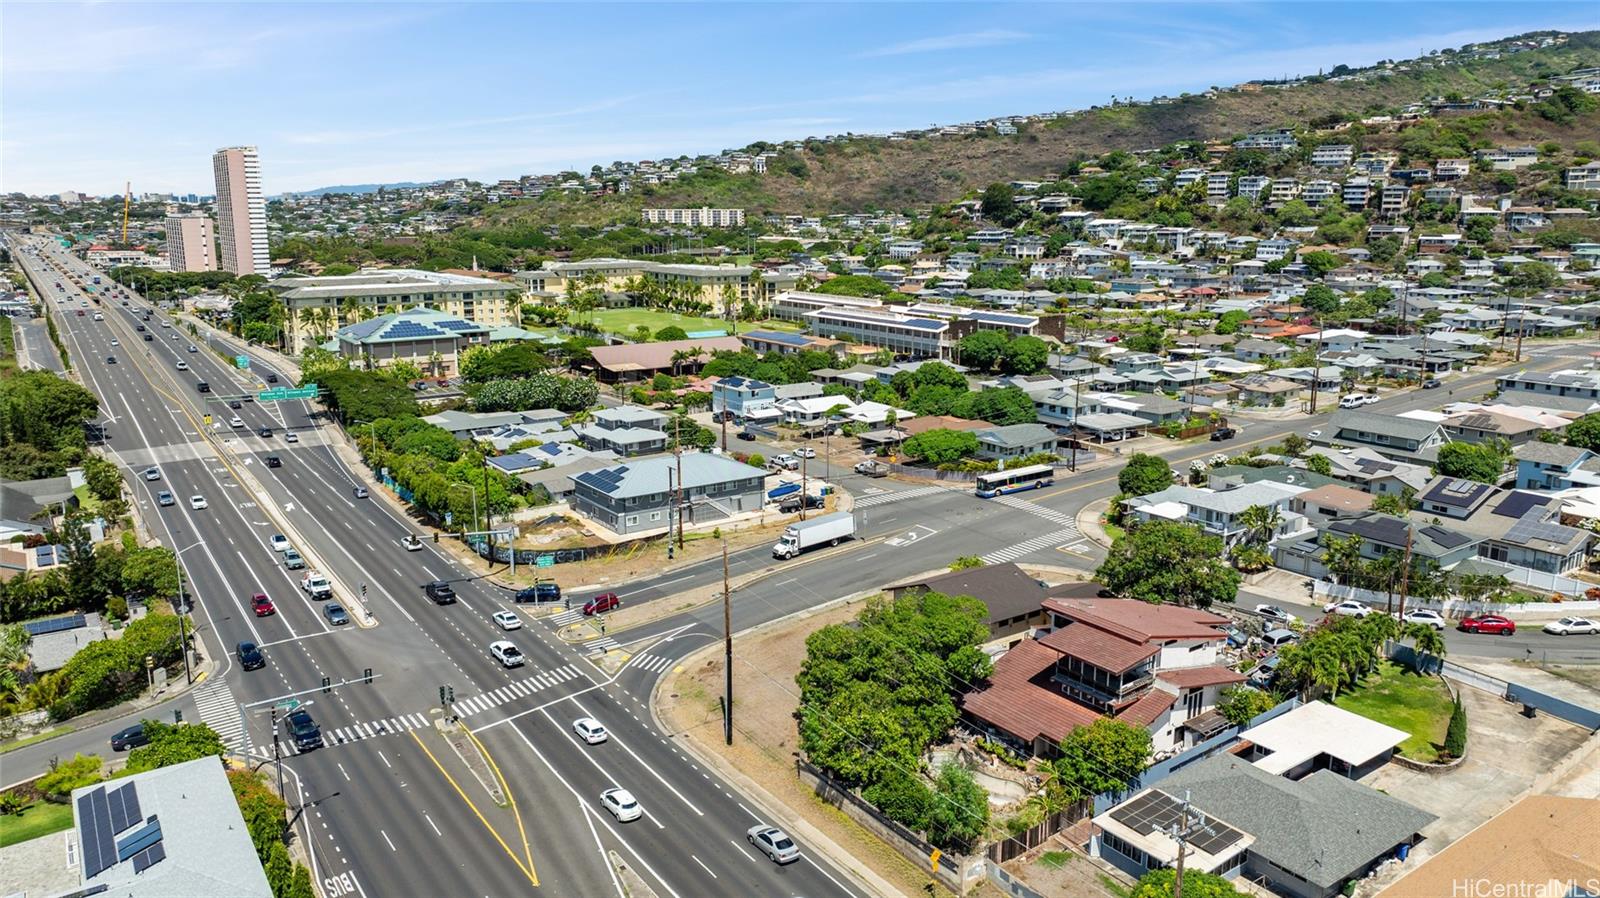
left=3, top=2, right=1592, bottom=196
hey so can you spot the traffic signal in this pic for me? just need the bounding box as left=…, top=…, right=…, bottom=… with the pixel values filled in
left=364, top=667, right=373, bottom=684
left=361, top=582, right=368, bottom=598
left=439, top=686, right=446, bottom=706
left=446, top=685, right=455, bottom=704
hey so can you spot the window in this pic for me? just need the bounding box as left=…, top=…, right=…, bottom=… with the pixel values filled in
left=626, top=516, right=638, bottom=526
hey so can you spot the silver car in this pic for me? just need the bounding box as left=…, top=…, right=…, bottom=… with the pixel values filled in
left=747, top=824, right=800, bottom=864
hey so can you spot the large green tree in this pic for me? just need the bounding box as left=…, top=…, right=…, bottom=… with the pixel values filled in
left=1054, top=718, right=1152, bottom=799
left=1435, top=440, right=1506, bottom=484
left=124, top=721, right=226, bottom=773
left=902, top=429, right=979, bottom=465
left=1565, top=414, right=1600, bottom=452
left=1000, top=335, right=1050, bottom=375
left=957, top=330, right=1010, bottom=372
left=926, top=764, right=990, bottom=850
left=1117, top=453, right=1174, bottom=497
left=1097, top=520, right=1241, bottom=608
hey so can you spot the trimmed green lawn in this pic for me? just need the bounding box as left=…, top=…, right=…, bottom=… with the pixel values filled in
left=0, top=799, right=74, bottom=848
left=747, top=318, right=804, bottom=333
left=1334, top=661, right=1454, bottom=762
left=579, top=309, right=728, bottom=337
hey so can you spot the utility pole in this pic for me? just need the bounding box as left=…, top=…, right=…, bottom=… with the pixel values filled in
left=1309, top=315, right=1324, bottom=415
left=722, top=538, right=733, bottom=746
left=1395, top=524, right=1414, bottom=618
left=799, top=452, right=808, bottom=521
left=666, top=467, right=675, bottom=560
left=1514, top=312, right=1525, bottom=363
left=1165, top=791, right=1217, bottom=898
left=674, top=417, right=684, bottom=551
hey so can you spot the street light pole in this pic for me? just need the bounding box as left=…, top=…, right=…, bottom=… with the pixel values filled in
left=722, top=538, right=733, bottom=746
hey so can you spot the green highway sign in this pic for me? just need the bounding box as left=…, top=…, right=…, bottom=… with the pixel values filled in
left=275, top=699, right=301, bottom=713
left=235, top=355, right=251, bottom=369
left=535, top=554, right=555, bottom=567
left=259, top=384, right=319, bottom=402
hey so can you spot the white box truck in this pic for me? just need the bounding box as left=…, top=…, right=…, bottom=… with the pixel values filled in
left=773, top=511, right=855, bottom=559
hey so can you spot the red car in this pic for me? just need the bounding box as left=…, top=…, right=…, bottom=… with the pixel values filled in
left=1458, top=614, right=1514, bottom=635
left=583, top=593, right=620, bottom=616
left=251, top=593, right=276, bottom=617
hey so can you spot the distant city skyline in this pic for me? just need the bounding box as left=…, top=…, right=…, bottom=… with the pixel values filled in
left=2, top=2, right=1591, bottom=195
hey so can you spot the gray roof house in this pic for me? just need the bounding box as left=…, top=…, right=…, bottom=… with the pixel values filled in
left=1314, top=410, right=1448, bottom=463
left=975, top=424, right=1058, bottom=462
left=0, top=475, right=76, bottom=538
left=65, top=756, right=272, bottom=898
left=886, top=562, right=1052, bottom=641
left=1304, top=447, right=1432, bottom=497
left=1093, top=755, right=1435, bottom=898
left=423, top=408, right=566, bottom=439
left=1125, top=481, right=1308, bottom=547
left=576, top=406, right=670, bottom=457
left=570, top=453, right=766, bottom=535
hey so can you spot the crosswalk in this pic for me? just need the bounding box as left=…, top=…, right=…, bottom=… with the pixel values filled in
left=626, top=653, right=674, bottom=674
left=853, top=485, right=947, bottom=508
left=193, top=681, right=249, bottom=754
left=990, top=494, right=1077, bottom=526
left=981, top=527, right=1084, bottom=565
left=549, top=608, right=585, bottom=626
left=584, top=636, right=620, bottom=653
left=449, top=663, right=582, bottom=718
left=324, top=712, right=432, bottom=747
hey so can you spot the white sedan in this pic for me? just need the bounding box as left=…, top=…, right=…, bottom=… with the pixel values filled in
left=1543, top=617, right=1599, bottom=636
left=1254, top=604, right=1297, bottom=625
left=1399, top=609, right=1447, bottom=630
left=1323, top=599, right=1373, bottom=618
left=492, top=610, right=522, bottom=631
left=188, top=495, right=208, bottom=510
left=794, top=447, right=816, bottom=459
left=572, top=717, right=607, bottom=745
left=269, top=534, right=291, bottom=553
left=600, top=787, right=641, bottom=822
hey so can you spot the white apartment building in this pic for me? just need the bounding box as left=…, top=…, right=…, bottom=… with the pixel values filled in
left=1268, top=178, right=1301, bottom=204
left=1380, top=183, right=1410, bottom=218
left=803, top=306, right=947, bottom=358
left=1435, top=159, right=1471, bottom=181
left=1302, top=180, right=1339, bottom=205
left=1237, top=176, right=1271, bottom=201
left=1205, top=172, right=1233, bottom=203
left=1342, top=177, right=1375, bottom=209
left=1566, top=162, right=1600, bottom=191
left=1174, top=168, right=1207, bottom=189
left=1310, top=144, right=1354, bottom=168
left=639, top=207, right=746, bottom=227
left=165, top=212, right=216, bottom=272
left=212, top=146, right=269, bottom=275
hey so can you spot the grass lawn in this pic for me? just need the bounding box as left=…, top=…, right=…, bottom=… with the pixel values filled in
left=578, top=309, right=728, bottom=337
left=71, top=485, right=102, bottom=515
left=1334, top=661, right=1454, bottom=762
left=0, top=800, right=74, bottom=848
left=747, top=318, right=804, bottom=333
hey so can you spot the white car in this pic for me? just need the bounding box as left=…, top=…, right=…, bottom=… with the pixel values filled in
left=1323, top=599, right=1373, bottom=618
left=1307, top=429, right=1322, bottom=440
left=572, top=717, right=607, bottom=745
left=492, top=610, right=522, bottom=631
left=269, top=534, right=291, bottom=553
left=110, top=339, right=119, bottom=346
left=1543, top=617, right=1599, bottom=636
left=747, top=824, right=800, bottom=864
left=1400, top=609, right=1446, bottom=630
left=1254, top=604, right=1297, bottom=625
left=285, top=432, right=299, bottom=443
left=489, top=640, right=525, bottom=668
left=188, top=495, right=207, bottom=510
left=229, top=416, right=244, bottom=428
left=794, top=447, right=816, bottom=459
left=600, top=788, right=641, bottom=822
left=142, top=467, right=161, bottom=481
left=176, top=361, right=188, bottom=371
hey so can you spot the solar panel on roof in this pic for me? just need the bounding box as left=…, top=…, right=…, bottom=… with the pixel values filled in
left=131, top=842, right=166, bottom=874
left=23, top=614, right=86, bottom=636
left=79, top=786, right=117, bottom=879
left=1420, top=525, right=1473, bottom=549
left=116, top=818, right=162, bottom=861
left=1106, top=791, right=1246, bottom=857
left=1492, top=491, right=1547, bottom=519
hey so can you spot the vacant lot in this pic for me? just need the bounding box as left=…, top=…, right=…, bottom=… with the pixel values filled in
left=1335, top=661, right=1454, bottom=762
left=581, top=309, right=727, bottom=337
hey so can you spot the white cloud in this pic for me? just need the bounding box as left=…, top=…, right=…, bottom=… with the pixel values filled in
left=859, top=29, right=1030, bottom=58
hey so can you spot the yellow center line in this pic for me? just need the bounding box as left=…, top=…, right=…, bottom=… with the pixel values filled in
left=410, top=730, right=540, bottom=887
left=465, top=727, right=537, bottom=881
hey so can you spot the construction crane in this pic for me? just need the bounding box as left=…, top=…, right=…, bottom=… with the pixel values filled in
left=121, top=181, right=131, bottom=244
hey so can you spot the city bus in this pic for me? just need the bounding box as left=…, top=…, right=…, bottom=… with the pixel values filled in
left=975, top=464, right=1055, bottom=498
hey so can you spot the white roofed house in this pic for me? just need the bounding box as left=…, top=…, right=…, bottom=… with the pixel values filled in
left=1123, top=481, right=1309, bottom=548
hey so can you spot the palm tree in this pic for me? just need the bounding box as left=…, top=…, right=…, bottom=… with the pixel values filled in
left=669, top=348, right=697, bottom=377
left=1237, top=504, right=1283, bottom=547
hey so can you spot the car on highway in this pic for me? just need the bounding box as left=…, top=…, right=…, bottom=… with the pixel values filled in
left=143, top=467, right=161, bottom=481
left=489, top=640, right=525, bottom=668
left=251, top=593, right=276, bottom=617
left=143, top=334, right=153, bottom=342
left=352, top=486, right=368, bottom=498
left=795, top=447, right=816, bottom=458
left=584, top=593, right=620, bottom=616
left=157, top=491, right=175, bottom=507
left=1323, top=599, right=1373, bottom=618
left=284, top=709, right=323, bottom=751
left=1543, top=617, right=1599, bottom=636
left=402, top=534, right=424, bottom=551
left=572, top=717, right=607, bottom=745
left=270, top=534, right=291, bottom=552
left=258, top=426, right=272, bottom=438
left=282, top=548, right=305, bottom=570
left=188, top=494, right=207, bottom=510
left=492, top=610, right=522, bottom=630
left=229, top=416, right=244, bottom=428
left=110, top=339, right=119, bottom=346
left=284, top=432, right=299, bottom=443
left=1399, top=609, right=1447, bottom=630
left=323, top=603, right=350, bottom=626
left=176, top=361, right=188, bottom=371
left=110, top=723, right=151, bottom=751
left=424, top=580, right=457, bottom=604
left=600, top=788, right=641, bottom=822
left=266, top=373, right=279, bottom=383
left=1458, top=614, right=1516, bottom=636
left=228, top=400, right=243, bottom=410
left=515, top=582, right=561, bottom=603
left=747, top=824, right=800, bottom=864
left=106, top=355, right=116, bottom=364
left=237, top=641, right=265, bottom=671
left=265, top=455, right=282, bottom=468
left=187, top=344, right=198, bottom=352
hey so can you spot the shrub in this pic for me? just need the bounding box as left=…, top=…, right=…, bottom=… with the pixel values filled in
left=1443, top=697, right=1467, bottom=759
left=36, top=753, right=104, bottom=801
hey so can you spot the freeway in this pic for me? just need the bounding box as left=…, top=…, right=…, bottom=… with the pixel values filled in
left=11, top=236, right=873, bottom=898
left=10, top=314, right=65, bottom=373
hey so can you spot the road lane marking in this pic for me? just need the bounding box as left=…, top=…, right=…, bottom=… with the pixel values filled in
left=463, top=727, right=537, bottom=880
left=424, top=813, right=442, bottom=837
left=408, top=731, right=539, bottom=887
left=692, top=855, right=718, bottom=878
left=380, top=830, right=396, bottom=852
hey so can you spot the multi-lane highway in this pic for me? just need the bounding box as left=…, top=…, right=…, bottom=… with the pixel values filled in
left=10, top=235, right=872, bottom=898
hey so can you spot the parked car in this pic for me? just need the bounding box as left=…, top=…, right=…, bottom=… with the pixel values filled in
left=323, top=603, right=350, bottom=626
left=1458, top=614, right=1516, bottom=636
left=747, top=824, right=801, bottom=864
left=489, top=640, right=525, bottom=668
left=1323, top=599, right=1373, bottom=618
left=111, top=723, right=151, bottom=751
left=794, top=447, right=816, bottom=459
left=1254, top=604, right=1297, bottom=625
left=736, top=431, right=757, bottom=441
left=572, top=717, right=607, bottom=745
left=251, top=593, right=275, bottom=617
left=779, top=493, right=824, bottom=513
left=237, top=641, right=265, bottom=670
left=600, top=788, right=641, bottom=822
left=1543, top=617, right=1599, bottom=636
left=492, top=610, right=522, bottom=631
left=584, top=593, right=620, bottom=616
left=1399, top=609, right=1447, bottom=630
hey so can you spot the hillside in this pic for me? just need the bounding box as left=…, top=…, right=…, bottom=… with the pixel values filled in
left=482, top=31, right=1600, bottom=226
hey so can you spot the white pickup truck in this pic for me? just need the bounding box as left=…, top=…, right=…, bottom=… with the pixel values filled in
left=300, top=571, right=332, bottom=598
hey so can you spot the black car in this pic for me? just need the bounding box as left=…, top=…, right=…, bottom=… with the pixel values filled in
left=779, top=493, right=824, bottom=513
left=106, top=355, right=117, bottom=364
left=257, top=426, right=272, bottom=438
left=283, top=709, right=323, bottom=751
left=425, top=580, right=457, bottom=604
left=229, top=400, right=242, bottom=410
left=266, top=373, right=279, bottom=383
left=265, top=455, right=282, bottom=468
left=142, top=333, right=153, bottom=341
left=737, top=431, right=757, bottom=441
left=1209, top=427, right=1237, bottom=441
left=111, top=722, right=150, bottom=751
left=237, top=640, right=265, bottom=670
left=514, top=582, right=561, bottom=603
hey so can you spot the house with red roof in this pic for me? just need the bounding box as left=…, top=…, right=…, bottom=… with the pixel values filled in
left=959, top=594, right=1243, bottom=757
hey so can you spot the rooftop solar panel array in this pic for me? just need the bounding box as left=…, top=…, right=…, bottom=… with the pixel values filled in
left=24, top=613, right=86, bottom=636
left=1504, top=511, right=1580, bottom=549
left=78, top=782, right=157, bottom=881
left=1107, top=790, right=1246, bottom=857
left=577, top=466, right=629, bottom=494
left=1492, top=491, right=1548, bottom=520
left=380, top=321, right=445, bottom=340
left=1419, top=525, right=1474, bottom=549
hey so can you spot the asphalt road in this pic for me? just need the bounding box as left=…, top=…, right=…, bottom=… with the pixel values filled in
left=10, top=315, right=65, bottom=372
left=11, top=236, right=871, bottom=898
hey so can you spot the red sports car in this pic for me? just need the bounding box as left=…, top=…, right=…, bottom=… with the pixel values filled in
left=1457, top=614, right=1514, bottom=635
left=251, top=593, right=276, bottom=617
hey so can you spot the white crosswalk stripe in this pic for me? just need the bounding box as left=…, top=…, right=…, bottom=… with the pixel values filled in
left=444, top=664, right=585, bottom=717
left=990, top=494, right=1077, bottom=526
left=192, top=681, right=249, bottom=754
left=549, top=609, right=584, bottom=625
left=323, top=712, right=435, bottom=746
left=585, top=637, right=620, bottom=652
left=852, top=485, right=946, bottom=508
left=627, top=653, right=674, bottom=673
left=981, top=526, right=1084, bottom=565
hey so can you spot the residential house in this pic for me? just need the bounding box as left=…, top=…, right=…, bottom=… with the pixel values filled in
left=1441, top=409, right=1547, bottom=447
left=1495, top=369, right=1600, bottom=410
left=1288, top=483, right=1376, bottom=526
left=1325, top=512, right=1481, bottom=569
left=1563, top=162, right=1600, bottom=191
left=1375, top=796, right=1599, bottom=898
left=574, top=406, right=668, bottom=457
left=886, top=563, right=1052, bottom=643
left=736, top=330, right=842, bottom=356
left=1303, top=447, right=1432, bottom=497
left=570, top=453, right=766, bottom=535
left=334, top=307, right=491, bottom=377
left=710, top=376, right=777, bottom=422
left=1233, top=338, right=1292, bottom=362
left=588, top=336, right=744, bottom=383
left=1310, top=144, right=1354, bottom=168
left=975, top=424, right=1058, bottom=463
left=1313, top=410, right=1448, bottom=463
left=1124, top=481, right=1308, bottom=547
left=1412, top=485, right=1594, bottom=576
left=1513, top=442, right=1600, bottom=490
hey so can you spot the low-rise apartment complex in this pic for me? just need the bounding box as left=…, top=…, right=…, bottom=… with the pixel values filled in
left=271, top=268, right=520, bottom=354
